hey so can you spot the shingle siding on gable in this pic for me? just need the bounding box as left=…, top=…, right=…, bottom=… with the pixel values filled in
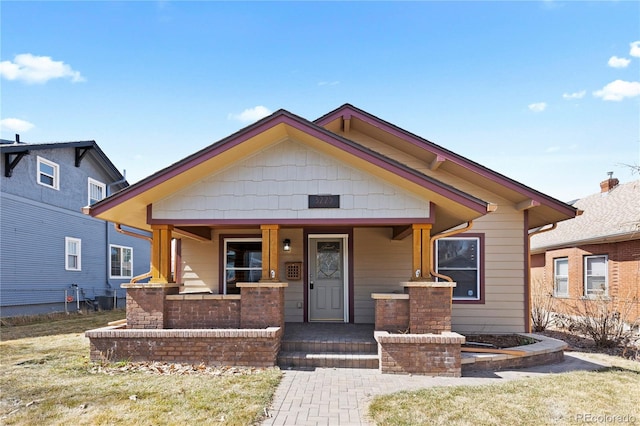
left=153, top=139, right=431, bottom=221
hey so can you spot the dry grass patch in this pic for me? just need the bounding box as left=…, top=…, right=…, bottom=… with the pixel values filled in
left=0, top=311, right=282, bottom=425
left=369, top=355, right=639, bottom=426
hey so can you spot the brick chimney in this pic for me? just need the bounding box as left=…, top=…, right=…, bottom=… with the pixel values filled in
left=600, top=172, right=619, bottom=193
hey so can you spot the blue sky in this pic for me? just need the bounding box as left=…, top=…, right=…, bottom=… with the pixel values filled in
left=1, top=1, right=639, bottom=202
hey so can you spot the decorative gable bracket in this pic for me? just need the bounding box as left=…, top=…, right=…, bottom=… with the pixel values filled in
left=4, top=150, right=29, bottom=177
left=75, top=146, right=92, bottom=167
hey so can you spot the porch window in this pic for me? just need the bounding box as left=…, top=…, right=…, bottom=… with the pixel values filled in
left=553, top=257, right=569, bottom=297
left=224, top=238, right=262, bottom=294
left=436, top=237, right=481, bottom=300
left=110, top=245, right=133, bottom=278
left=65, top=237, right=81, bottom=271
left=37, top=156, right=59, bottom=190
left=584, top=255, right=608, bottom=296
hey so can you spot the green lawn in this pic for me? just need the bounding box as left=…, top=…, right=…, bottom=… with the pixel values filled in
left=0, top=310, right=282, bottom=425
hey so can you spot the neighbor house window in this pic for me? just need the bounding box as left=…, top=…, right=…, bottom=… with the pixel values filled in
left=436, top=236, right=481, bottom=301
left=88, top=178, right=106, bottom=205
left=224, top=238, right=262, bottom=295
left=584, top=255, right=608, bottom=296
left=553, top=257, right=569, bottom=297
left=37, top=156, right=59, bottom=190
left=65, top=237, right=81, bottom=271
left=110, top=245, right=133, bottom=278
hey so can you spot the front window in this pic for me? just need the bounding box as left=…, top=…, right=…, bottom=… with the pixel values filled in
left=110, top=245, right=133, bottom=278
left=37, top=156, right=59, bottom=190
left=584, top=255, right=608, bottom=296
left=88, top=178, right=106, bottom=205
left=553, top=258, right=569, bottom=297
left=65, top=237, right=81, bottom=271
left=224, top=238, right=262, bottom=294
left=436, top=237, right=481, bottom=300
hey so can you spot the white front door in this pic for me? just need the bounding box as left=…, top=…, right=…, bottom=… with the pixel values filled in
left=308, top=236, right=348, bottom=322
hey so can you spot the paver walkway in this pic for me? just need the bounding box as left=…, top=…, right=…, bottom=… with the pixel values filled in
left=262, top=352, right=610, bottom=426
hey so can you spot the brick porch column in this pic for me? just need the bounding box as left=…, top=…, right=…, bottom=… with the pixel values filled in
left=403, top=281, right=456, bottom=334
left=237, top=282, right=288, bottom=328
left=122, top=283, right=180, bottom=329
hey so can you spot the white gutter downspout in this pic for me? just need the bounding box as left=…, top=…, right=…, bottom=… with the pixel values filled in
left=430, top=221, right=474, bottom=282
left=114, top=223, right=153, bottom=284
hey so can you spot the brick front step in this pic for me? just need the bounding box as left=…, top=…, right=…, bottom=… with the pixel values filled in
left=278, top=351, right=379, bottom=369
left=280, top=340, right=377, bottom=354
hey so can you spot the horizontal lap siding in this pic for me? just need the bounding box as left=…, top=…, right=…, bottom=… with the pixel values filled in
left=1, top=194, right=107, bottom=306
left=353, top=228, right=411, bottom=323
left=180, top=238, right=217, bottom=292
left=453, top=203, right=526, bottom=333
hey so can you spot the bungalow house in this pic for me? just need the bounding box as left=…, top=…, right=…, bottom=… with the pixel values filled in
left=530, top=177, right=640, bottom=325
left=84, top=104, right=576, bottom=375
left=0, top=138, right=151, bottom=317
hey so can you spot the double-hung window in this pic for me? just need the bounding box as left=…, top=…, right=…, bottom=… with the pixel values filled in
left=584, top=255, right=608, bottom=296
left=435, top=236, right=481, bottom=301
left=65, top=237, right=81, bottom=271
left=224, top=238, right=262, bottom=294
left=88, top=178, right=106, bottom=205
left=110, top=245, right=133, bottom=278
left=553, top=258, right=569, bottom=297
left=37, top=156, right=59, bottom=190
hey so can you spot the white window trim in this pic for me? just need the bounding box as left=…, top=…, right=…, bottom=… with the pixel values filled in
left=88, top=177, right=106, bottom=205
left=224, top=237, right=262, bottom=295
left=584, top=254, right=608, bottom=297
left=65, top=237, right=82, bottom=271
left=110, top=244, right=133, bottom=279
left=435, top=236, right=481, bottom=301
left=553, top=257, right=569, bottom=297
left=37, top=156, right=60, bottom=190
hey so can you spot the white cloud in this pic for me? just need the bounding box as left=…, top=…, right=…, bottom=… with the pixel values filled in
left=607, top=56, right=630, bottom=68
left=227, top=106, right=272, bottom=123
left=528, top=102, right=547, bottom=112
left=0, top=53, right=85, bottom=84
left=593, top=80, right=640, bottom=101
left=630, top=41, right=640, bottom=58
left=562, top=90, right=586, bottom=100
left=0, top=118, right=35, bottom=133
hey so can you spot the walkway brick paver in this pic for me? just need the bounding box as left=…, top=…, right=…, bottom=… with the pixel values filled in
left=262, top=352, right=610, bottom=426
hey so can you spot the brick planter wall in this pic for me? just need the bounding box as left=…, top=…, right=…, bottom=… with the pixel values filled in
left=165, top=295, right=241, bottom=329
left=375, top=331, right=465, bottom=376
left=86, top=327, right=282, bottom=367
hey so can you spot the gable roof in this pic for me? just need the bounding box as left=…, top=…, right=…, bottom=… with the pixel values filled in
left=1, top=140, right=126, bottom=184
left=315, top=104, right=577, bottom=229
left=85, top=104, right=577, bottom=234
left=86, top=108, right=498, bottom=233
left=530, top=180, right=640, bottom=252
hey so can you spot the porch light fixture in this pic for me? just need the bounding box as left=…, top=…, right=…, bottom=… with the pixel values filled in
left=283, top=239, right=291, bottom=252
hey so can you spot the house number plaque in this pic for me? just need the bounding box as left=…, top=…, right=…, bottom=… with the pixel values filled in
left=308, top=195, right=340, bottom=209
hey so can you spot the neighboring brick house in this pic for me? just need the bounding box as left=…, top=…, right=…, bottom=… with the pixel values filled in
left=530, top=177, right=640, bottom=324
left=0, top=137, right=151, bottom=317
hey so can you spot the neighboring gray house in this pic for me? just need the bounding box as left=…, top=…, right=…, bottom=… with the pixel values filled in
left=1, top=137, right=151, bottom=317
